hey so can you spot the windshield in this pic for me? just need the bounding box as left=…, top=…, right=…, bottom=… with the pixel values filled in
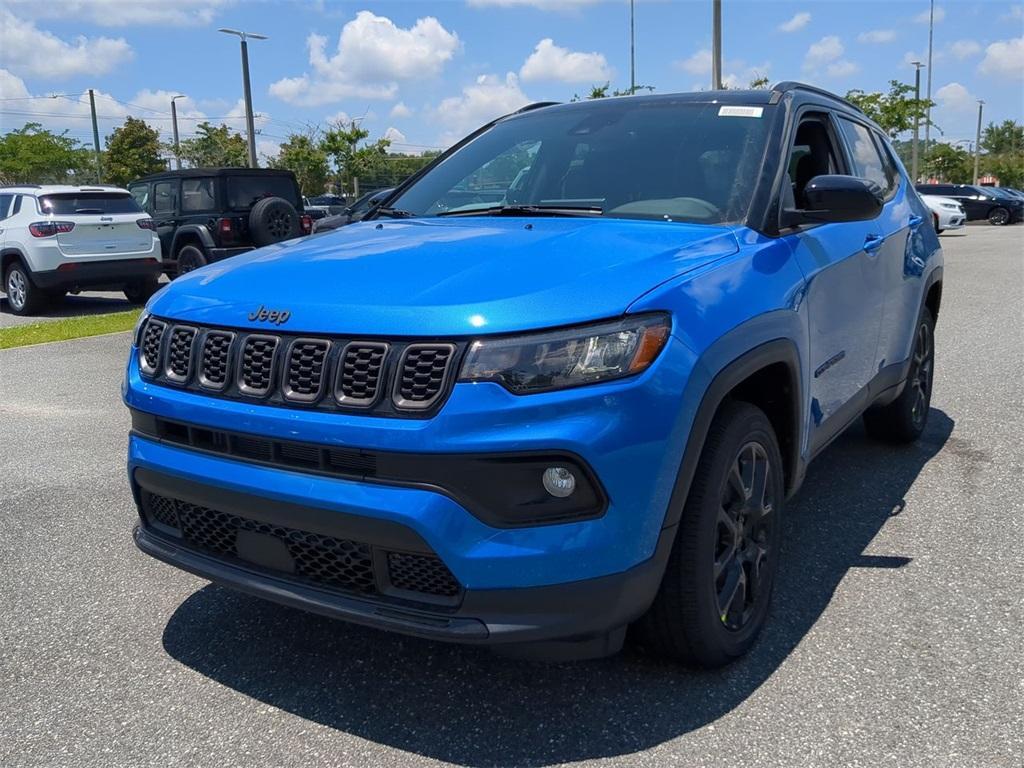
left=38, top=193, right=142, bottom=215
left=390, top=100, right=774, bottom=224
left=225, top=175, right=300, bottom=209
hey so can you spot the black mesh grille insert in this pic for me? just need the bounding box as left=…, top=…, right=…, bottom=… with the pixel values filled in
left=337, top=343, right=388, bottom=405
left=166, top=327, right=196, bottom=381
left=199, top=331, right=233, bottom=389
left=395, top=344, right=455, bottom=409
left=239, top=336, right=278, bottom=395
left=140, top=319, right=166, bottom=375
left=388, top=552, right=461, bottom=597
left=284, top=339, right=330, bottom=401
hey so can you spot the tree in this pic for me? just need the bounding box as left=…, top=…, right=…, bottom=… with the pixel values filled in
left=924, top=143, right=972, bottom=183
left=322, top=120, right=392, bottom=195
left=178, top=122, right=248, bottom=168
left=268, top=132, right=329, bottom=195
left=981, top=120, right=1024, bottom=155
left=845, top=80, right=933, bottom=139
left=981, top=153, right=1024, bottom=189
left=0, top=122, right=93, bottom=184
left=104, top=116, right=165, bottom=186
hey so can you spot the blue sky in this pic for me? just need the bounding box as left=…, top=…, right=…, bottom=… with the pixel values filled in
left=1, top=0, right=1021, bottom=160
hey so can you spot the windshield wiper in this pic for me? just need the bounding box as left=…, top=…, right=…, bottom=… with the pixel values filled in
left=437, top=204, right=603, bottom=218
left=374, top=206, right=416, bottom=218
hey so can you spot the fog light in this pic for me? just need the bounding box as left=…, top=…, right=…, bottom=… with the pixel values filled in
left=542, top=466, right=576, bottom=498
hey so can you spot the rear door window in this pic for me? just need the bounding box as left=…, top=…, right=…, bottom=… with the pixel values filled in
left=0, top=194, right=12, bottom=220
left=225, top=175, right=299, bottom=209
left=181, top=177, right=216, bottom=212
left=38, top=193, right=142, bottom=215
left=153, top=182, right=177, bottom=214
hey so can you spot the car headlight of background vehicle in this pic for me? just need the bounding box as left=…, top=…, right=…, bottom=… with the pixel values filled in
left=940, top=202, right=959, bottom=211
left=459, top=313, right=671, bottom=394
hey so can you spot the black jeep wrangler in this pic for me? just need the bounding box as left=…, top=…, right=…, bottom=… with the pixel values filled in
left=128, top=168, right=312, bottom=277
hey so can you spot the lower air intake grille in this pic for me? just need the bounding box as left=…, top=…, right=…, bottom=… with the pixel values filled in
left=140, top=319, right=166, bottom=375
left=284, top=339, right=330, bottom=401
left=387, top=552, right=462, bottom=597
left=199, top=331, right=233, bottom=389
left=239, top=335, right=279, bottom=396
left=336, top=342, right=388, bottom=405
left=165, top=326, right=197, bottom=382
left=394, top=344, right=456, bottom=410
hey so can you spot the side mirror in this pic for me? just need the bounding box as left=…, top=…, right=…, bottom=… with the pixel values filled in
left=783, top=174, right=884, bottom=226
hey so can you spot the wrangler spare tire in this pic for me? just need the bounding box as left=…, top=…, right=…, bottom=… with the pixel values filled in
left=249, top=196, right=300, bottom=246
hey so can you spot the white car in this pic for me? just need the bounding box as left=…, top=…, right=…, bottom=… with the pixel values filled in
left=0, top=184, right=162, bottom=315
left=919, top=194, right=966, bottom=234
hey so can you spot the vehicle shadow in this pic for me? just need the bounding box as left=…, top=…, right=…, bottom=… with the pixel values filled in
left=1, top=293, right=134, bottom=321
left=162, top=410, right=954, bottom=767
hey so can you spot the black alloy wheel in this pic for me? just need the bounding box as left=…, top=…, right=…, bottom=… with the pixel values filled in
left=266, top=208, right=293, bottom=240
left=176, top=245, right=207, bottom=278
left=907, top=318, right=934, bottom=432
left=988, top=207, right=1009, bottom=226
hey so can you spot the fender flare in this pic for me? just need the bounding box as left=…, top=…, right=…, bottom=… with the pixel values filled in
left=661, top=336, right=804, bottom=531
left=170, top=225, right=215, bottom=256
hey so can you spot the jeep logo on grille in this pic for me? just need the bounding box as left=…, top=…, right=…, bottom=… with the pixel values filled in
left=248, top=305, right=291, bottom=325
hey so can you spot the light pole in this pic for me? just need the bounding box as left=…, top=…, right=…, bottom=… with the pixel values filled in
left=712, top=0, right=723, bottom=89
left=924, top=0, right=935, bottom=157
left=629, top=0, right=636, bottom=95
left=973, top=100, right=984, bottom=185
left=170, top=95, right=185, bottom=170
left=218, top=28, right=267, bottom=168
left=911, top=61, right=924, bottom=183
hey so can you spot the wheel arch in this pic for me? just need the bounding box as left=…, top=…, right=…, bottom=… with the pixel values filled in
left=170, top=225, right=215, bottom=256
left=1, top=248, right=28, bottom=279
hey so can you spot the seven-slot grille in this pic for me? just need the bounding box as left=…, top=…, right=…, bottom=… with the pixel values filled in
left=142, top=491, right=462, bottom=602
left=136, top=317, right=460, bottom=415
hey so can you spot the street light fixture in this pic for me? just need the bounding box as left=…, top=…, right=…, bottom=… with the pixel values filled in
left=170, top=95, right=186, bottom=170
left=218, top=28, right=268, bottom=168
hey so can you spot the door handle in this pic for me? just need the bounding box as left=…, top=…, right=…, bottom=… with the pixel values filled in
left=908, top=214, right=924, bottom=229
left=863, top=233, right=885, bottom=254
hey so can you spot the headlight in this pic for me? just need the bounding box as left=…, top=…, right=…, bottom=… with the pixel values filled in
left=940, top=203, right=959, bottom=210
left=132, top=309, right=151, bottom=348
left=459, top=313, right=671, bottom=394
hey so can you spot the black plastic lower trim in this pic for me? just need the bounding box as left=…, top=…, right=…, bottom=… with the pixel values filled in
left=32, top=257, right=161, bottom=289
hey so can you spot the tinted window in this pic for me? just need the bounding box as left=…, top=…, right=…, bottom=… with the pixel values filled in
left=391, top=100, right=775, bottom=224
left=153, top=181, right=176, bottom=213
left=836, top=118, right=892, bottom=195
left=12, top=195, right=22, bottom=215
left=38, top=193, right=142, bottom=215
left=225, top=175, right=299, bottom=209
left=129, top=184, right=150, bottom=209
left=0, top=194, right=12, bottom=220
left=872, top=132, right=901, bottom=190
left=181, top=177, right=216, bottom=212
left=918, top=184, right=953, bottom=195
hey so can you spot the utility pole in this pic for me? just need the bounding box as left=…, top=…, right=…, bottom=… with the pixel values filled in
left=712, top=0, right=723, bottom=90
left=88, top=89, right=102, bottom=183
left=924, top=0, right=935, bottom=157
left=911, top=61, right=924, bottom=183
left=170, top=95, right=185, bottom=170
left=629, top=0, right=636, bottom=95
left=973, top=100, right=984, bottom=185
left=218, top=28, right=267, bottom=168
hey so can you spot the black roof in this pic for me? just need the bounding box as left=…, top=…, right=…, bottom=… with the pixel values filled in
left=134, top=167, right=297, bottom=182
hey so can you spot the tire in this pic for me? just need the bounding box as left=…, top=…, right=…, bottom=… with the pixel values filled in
left=4, top=260, right=46, bottom=316
left=635, top=401, right=785, bottom=667
left=988, top=207, right=1009, bottom=226
left=863, top=307, right=935, bottom=443
left=249, top=196, right=300, bottom=247
left=176, top=245, right=207, bottom=278
left=124, top=277, right=160, bottom=305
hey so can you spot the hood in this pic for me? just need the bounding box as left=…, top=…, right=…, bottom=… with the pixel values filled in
left=150, top=217, right=738, bottom=336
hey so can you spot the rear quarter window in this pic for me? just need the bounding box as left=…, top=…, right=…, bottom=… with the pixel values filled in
left=225, top=176, right=300, bottom=209
left=38, top=193, right=142, bottom=215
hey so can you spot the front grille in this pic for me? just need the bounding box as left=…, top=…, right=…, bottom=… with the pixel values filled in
left=140, top=319, right=166, bottom=375
left=394, top=344, right=456, bottom=409
left=388, top=552, right=461, bottom=597
left=199, top=331, right=234, bottom=390
left=239, top=335, right=279, bottom=396
left=165, top=326, right=197, bottom=382
left=141, top=491, right=461, bottom=602
left=336, top=342, right=388, bottom=406
left=283, top=339, right=330, bottom=402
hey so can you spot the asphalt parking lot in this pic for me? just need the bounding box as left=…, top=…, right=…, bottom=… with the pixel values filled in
left=1, top=226, right=1021, bottom=768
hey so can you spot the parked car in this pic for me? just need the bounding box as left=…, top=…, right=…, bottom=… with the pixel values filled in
left=302, top=198, right=330, bottom=222
left=128, top=168, right=312, bottom=277
left=313, top=188, right=394, bottom=233
left=919, top=194, right=966, bottom=233
left=915, top=183, right=1023, bottom=225
left=125, top=82, right=943, bottom=666
left=0, top=184, right=162, bottom=315
left=308, top=194, right=347, bottom=215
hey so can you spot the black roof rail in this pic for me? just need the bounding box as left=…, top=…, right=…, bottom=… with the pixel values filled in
left=513, top=101, right=560, bottom=114
left=0, top=184, right=42, bottom=189
left=770, top=81, right=865, bottom=115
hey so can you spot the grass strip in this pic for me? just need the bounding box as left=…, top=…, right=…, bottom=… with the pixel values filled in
left=0, top=309, right=140, bottom=350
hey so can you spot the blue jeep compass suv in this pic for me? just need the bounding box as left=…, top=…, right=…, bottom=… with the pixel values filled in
left=124, top=83, right=943, bottom=666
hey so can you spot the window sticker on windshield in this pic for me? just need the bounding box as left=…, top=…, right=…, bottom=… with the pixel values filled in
left=718, top=106, right=763, bottom=118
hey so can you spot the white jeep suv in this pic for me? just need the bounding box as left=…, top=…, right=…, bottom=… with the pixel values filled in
left=0, top=185, right=162, bottom=315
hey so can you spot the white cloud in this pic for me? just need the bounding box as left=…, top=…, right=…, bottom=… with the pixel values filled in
left=383, top=126, right=407, bottom=144
left=467, top=0, right=599, bottom=9
left=433, top=72, right=530, bottom=146
left=978, top=37, right=1024, bottom=78
left=519, top=38, right=610, bottom=83
left=270, top=11, right=460, bottom=106
left=949, top=39, right=981, bottom=59
left=802, top=36, right=857, bottom=79
left=678, top=49, right=713, bottom=75
left=858, top=29, right=896, bottom=44
left=389, top=102, right=413, bottom=119
left=6, top=0, right=233, bottom=27
left=826, top=60, right=859, bottom=77
left=915, top=6, right=945, bottom=23
left=324, top=111, right=352, bottom=125
left=674, top=49, right=769, bottom=88
left=778, top=12, right=811, bottom=33
left=934, top=82, right=975, bottom=111
left=0, top=9, right=132, bottom=79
